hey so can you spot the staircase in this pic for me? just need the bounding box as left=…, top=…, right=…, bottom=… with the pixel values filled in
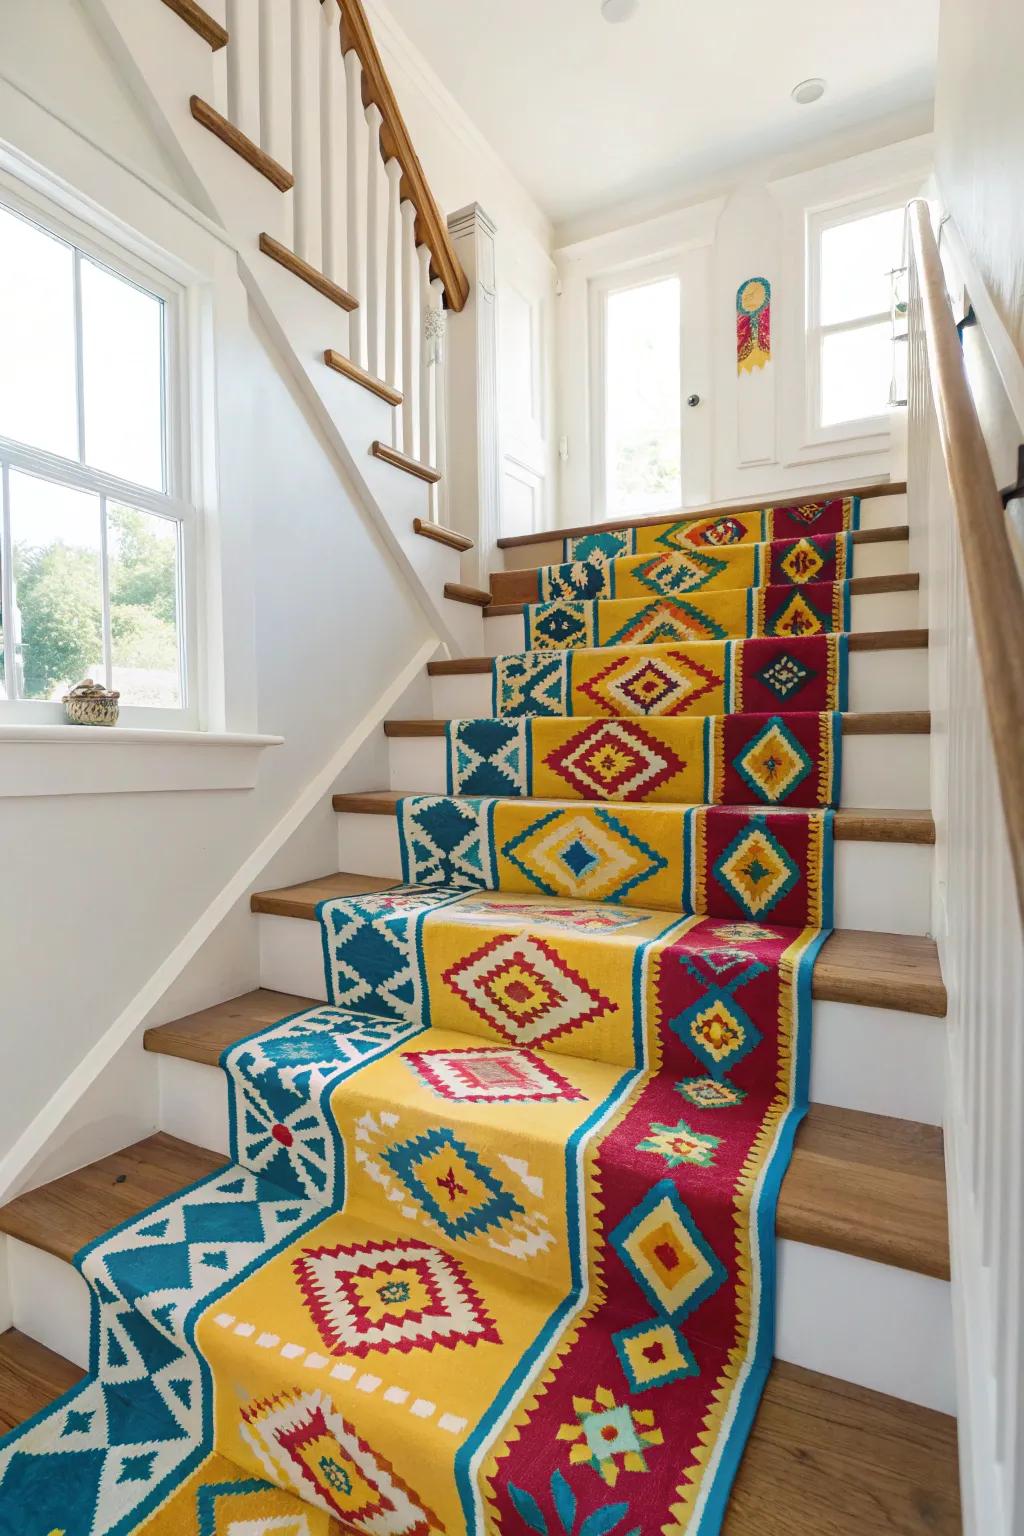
left=0, top=475, right=963, bottom=1533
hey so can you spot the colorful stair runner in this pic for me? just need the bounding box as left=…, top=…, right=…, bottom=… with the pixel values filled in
left=0, top=503, right=846, bottom=1535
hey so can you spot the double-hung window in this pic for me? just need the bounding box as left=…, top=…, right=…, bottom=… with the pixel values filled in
left=808, top=200, right=905, bottom=433
left=0, top=192, right=197, bottom=726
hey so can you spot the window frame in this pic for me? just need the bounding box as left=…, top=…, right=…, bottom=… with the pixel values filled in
left=804, top=189, right=907, bottom=446
left=589, top=254, right=686, bottom=522
left=0, top=184, right=200, bottom=730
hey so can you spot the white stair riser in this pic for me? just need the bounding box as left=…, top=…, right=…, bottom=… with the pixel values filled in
left=482, top=587, right=922, bottom=656
left=429, top=649, right=928, bottom=720
left=499, top=494, right=909, bottom=570
left=255, top=913, right=944, bottom=1124
left=441, top=595, right=487, bottom=654
left=145, top=1056, right=951, bottom=1413
left=385, top=733, right=932, bottom=810
left=335, top=810, right=933, bottom=938
left=5, top=1237, right=91, bottom=1370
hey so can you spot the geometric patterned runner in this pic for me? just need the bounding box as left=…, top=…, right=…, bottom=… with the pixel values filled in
left=562, top=494, right=859, bottom=561
left=0, top=500, right=842, bottom=1534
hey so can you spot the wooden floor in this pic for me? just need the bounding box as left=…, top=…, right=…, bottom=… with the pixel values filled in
left=138, top=987, right=949, bottom=1279
left=0, top=1322, right=958, bottom=1534
left=246, top=872, right=948, bottom=1017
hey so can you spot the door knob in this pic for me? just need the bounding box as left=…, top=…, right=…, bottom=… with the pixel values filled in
left=687, top=394, right=701, bottom=407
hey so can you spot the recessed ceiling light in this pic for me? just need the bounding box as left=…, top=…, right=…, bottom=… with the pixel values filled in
left=791, top=77, right=827, bottom=105
left=602, top=0, right=639, bottom=22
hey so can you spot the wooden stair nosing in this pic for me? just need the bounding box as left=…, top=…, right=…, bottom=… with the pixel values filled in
left=382, top=711, right=931, bottom=738
left=260, top=234, right=358, bottom=311
left=137, top=989, right=946, bottom=1278
left=483, top=570, right=922, bottom=619
left=496, top=481, right=909, bottom=550
left=248, top=874, right=947, bottom=1017
left=189, top=97, right=294, bottom=191
left=324, top=350, right=402, bottom=406
left=444, top=582, right=491, bottom=608
left=331, top=789, right=936, bottom=845
left=426, top=630, right=927, bottom=676
left=371, top=440, right=442, bottom=484
left=414, top=518, right=474, bottom=552
left=0, top=1329, right=86, bottom=1435
left=0, top=1325, right=960, bottom=1536
left=159, top=0, right=228, bottom=48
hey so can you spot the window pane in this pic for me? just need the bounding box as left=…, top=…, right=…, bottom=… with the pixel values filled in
left=820, top=208, right=904, bottom=326
left=81, top=258, right=165, bottom=490
left=108, top=503, right=182, bottom=707
left=9, top=470, right=103, bottom=700
left=606, top=277, right=681, bottom=518
left=820, top=322, right=892, bottom=426
left=0, top=205, right=78, bottom=459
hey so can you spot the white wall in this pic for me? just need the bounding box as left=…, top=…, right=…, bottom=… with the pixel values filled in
left=0, top=3, right=441, bottom=1180
left=555, top=133, right=933, bottom=525
left=934, top=0, right=1024, bottom=367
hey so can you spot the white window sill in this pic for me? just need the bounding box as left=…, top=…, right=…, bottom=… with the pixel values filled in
left=0, top=723, right=283, bottom=797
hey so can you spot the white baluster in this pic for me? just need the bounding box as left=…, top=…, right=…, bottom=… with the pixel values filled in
left=258, top=0, right=292, bottom=246
left=226, top=0, right=260, bottom=143
left=290, top=0, right=322, bottom=267
left=384, top=158, right=403, bottom=396
left=344, top=49, right=368, bottom=365
left=319, top=0, right=347, bottom=290
left=431, top=275, right=449, bottom=521
left=206, top=0, right=229, bottom=116
left=418, top=244, right=436, bottom=472
left=400, top=200, right=420, bottom=458
left=365, top=105, right=384, bottom=379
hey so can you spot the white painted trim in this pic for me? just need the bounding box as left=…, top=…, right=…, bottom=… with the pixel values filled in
left=0, top=635, right=437, bottom=1201
left=0, top=723, right=282, bottom=796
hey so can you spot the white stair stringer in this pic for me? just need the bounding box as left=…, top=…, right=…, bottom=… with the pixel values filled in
left=84, top=0, right=478, bottom=658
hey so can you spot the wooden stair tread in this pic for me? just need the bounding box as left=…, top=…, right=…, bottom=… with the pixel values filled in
left=0, top=1324, right=959, bottom=1533
left=496, top=481, right=908, bottom=550
left=371, top=440, right=441, bottom=483
left=0, top=1329, right=86, bottom=1434
left=382, top=711, right=931, bottom=737
left=0, top=1134, right=224, bottom=1264
left=414, top=518, right=474, bottom=551
left=331, top=789, right=936, bottom=845
left=325, top=350, right=401, bottom=405
left=249, top=875, right=946, bottom=1015
left=444, top=582, right=491, bottom=607
left=484, top=570, right=921, bottom=617
left=261, top=235, right=358, bottom=311
left=725, top=1360, right=959, bottom=1534
left=427, top=631, right=926, bottom=675
left=142, top=989, right=946, bottom=1275
left=490, top=525, right=910, bottom=604
left=158, top=0, right=228, bottom=48
left=189, top=97, right=294, bottom=191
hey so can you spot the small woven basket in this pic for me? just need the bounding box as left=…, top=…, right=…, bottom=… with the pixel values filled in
left=63, top=680, right=120, bottom=727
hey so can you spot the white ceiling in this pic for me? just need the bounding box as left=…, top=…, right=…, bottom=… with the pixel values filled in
left=381, top=0, right=938, bottom=234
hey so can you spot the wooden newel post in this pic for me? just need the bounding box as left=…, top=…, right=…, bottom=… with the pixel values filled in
left=445, top=203, right=500, bottom=586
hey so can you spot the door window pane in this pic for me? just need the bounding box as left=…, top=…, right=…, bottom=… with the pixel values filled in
left=0, top=206, right=78, bottom=460
left=820, top=207, right=904, bottom=326
left=9, top=470, right=103, bottom=700
left=81, top=258, right=165, bottom=490
left=820, top=322, right=892, bottom=426
left=108, top=504, right=181, bottom=707
left=605, top=277, right=681, bottom=517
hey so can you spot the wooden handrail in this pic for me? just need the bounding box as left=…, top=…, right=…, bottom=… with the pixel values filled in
left=907, top=199, right=1024, bottom=918
left=330, top=0, right=470, bottom=312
